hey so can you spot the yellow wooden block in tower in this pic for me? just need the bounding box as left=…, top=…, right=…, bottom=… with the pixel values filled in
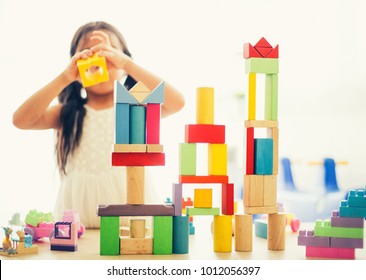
left=130, top=81, right=151, bottom=103
left=248, top=73, right=256, bottom=120
left=214, top=215, right=232, bottom=252
left=77, top=54, right=109, bottom=88
left=208, top=143, right=227, bottom=175
left=196, top=87, right=214, bottom=124
left=194, top=188, right=212, bottom=208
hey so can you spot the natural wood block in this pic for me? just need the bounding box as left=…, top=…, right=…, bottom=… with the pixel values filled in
left=244, top=175, right=264, bottom=207
left=120, top=237, right=153, bottom=255
left=245, top=120, right=278, bottom=128
left=244, top=205, right=278, bottom=215
left=235, top=214, right=252, bottom=252
left=130, top=219, right=146, bottom=238
left=268, top=213, right=286, bottom=250
left=126, top=166, right=145, bottom=204
left=263, top=175, right=277, bottom=206
left=146, top=144, right=164, bottom=153
left=267, top=127, right=278, bottom=175
left=113, top=144, right=147, bottom=153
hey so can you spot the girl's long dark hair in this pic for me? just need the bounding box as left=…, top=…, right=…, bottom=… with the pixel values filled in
left=57, top=21, right=136, bottom=174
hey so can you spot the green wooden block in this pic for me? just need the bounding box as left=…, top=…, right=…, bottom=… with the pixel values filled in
left=153, top=216, right=173, bottom=255
left=265, top=74, right=278, bottom=121
left=254, top=138, right=273, bottom=175
left=129, top=105, right=146, bottom=144
left=245, top=58, right=279, bottom=74
left=179, top=143, right=196, bottom=175
left=173, top=216, right=189, bottom=254
left=100, top=216, right=120, bottom=255
left=185, top=207, right=220, bottom=216
left=314, top=220, right=364, bottom=239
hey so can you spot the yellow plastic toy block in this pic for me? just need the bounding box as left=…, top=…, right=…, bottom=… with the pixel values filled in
left=77, top=54, right=109, bottom=87
left=208, top=144, right=227, bottom=175
left=196, top=87, right=214, bottom=124
left=194, top=188, right=212, bottom=208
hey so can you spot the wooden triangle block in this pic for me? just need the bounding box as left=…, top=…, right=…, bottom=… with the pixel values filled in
left=130, top=81, right=151, bottom=103
left=114, top=80, right=139, bottom=104
left=254, top=46, right=273, bottom=58
left=266, top=45, right=279, bottom=58
left=255, top=37, right=272, bottom=48
left=142, top=81, right=165, bottom=104
left=243, top=43, right=262, bottom=58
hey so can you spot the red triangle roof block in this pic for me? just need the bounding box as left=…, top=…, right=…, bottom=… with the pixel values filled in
left=255, top=37, right=272, bottom=48
left=266, top=45, right=279, bottom=58
left=254, top=46, right=273, bottom=58
left=243, top=43, right=262, bottom=58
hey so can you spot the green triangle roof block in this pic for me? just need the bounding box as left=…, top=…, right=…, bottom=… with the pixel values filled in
left=114, top=80, right=139, bottom=104
left=142, top=81, right=165, bottom=104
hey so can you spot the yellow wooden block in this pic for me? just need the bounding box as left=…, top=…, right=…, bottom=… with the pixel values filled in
left=77, top=54, right=109, bottom=88
left=248, top=73, right=256, bottom=120
left=263, top=175, right=277, bottom=206
left=194, top=188, right=212, bottom=208
left=214, top=215, right=232, bottom=252
left=120, top=237, right=153, bottom=255
left=244, top=175, right=264, bottom=207
left=196, top=87, right=214, bottom=124
left=208, top=144, right=227, bottom=175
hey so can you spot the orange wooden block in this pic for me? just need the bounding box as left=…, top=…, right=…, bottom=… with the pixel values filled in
left=179, top=175, right=228, bottom=184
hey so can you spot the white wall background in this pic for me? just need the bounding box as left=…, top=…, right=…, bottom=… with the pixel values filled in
left=1, top=0, right=366, bottom=226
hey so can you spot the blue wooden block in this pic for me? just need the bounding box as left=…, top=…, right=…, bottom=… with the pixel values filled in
left=255, top=219, right=268, bottom=239
left=173, top=216, right=189, bottom=254
left=114, top=80, right=139, bottom=104
left=254, top=138, right=273, bottom=175
left=129, top=105, right=146, bottom=144
left=142, top=81, right=165, bottom=104
left=115, top=103, right=129, bottom=144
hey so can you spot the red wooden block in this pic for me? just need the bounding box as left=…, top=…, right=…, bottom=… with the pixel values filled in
left=146, top=104, right=161, bottom=144
left=254, top=37, right=272, bottom=48
left=254, top=46, right=273, bottom=58
left=266, top=45, right=279, bottom=58
left=243, top=43, right=262, bottom=58
left=179, top=175, right=229, bottom=184
left=185, top=124, right=225, bottom=143
left=112, top=152, right=165, bottom=166
left=246, top=127, right=254, bottom=174
left=222, top=183, right=234, bottom=215
left=305, top=246, right=355, bottom=259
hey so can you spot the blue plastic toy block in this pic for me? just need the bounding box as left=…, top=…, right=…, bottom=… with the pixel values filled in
left=254, top=138, right=273, bottom=175
left=339, top=200, right=366, bottom=218
left=347, top=189, right=366, bottom=208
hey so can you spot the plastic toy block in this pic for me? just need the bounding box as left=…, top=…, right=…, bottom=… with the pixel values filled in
left=196, top=87, right=214, bottom=124
left=255, top=219, right=268, bottom=239
left=214, top=215, right=232, bottom=252
left=245, top=58, right=279, bottom=74
left=185, top=124, right=225, bottom=143
left=142, top=81, right=165, bottom=104
left=263, top=175, right=277, bottom=206
left=243, top=43, right=262, bottom=59
left=246, top=127, right=255, bottom=174
left=265, top=74, right=278, bottom=121
left=245, top=120, right=278, bottom=128
left=208, top=143, right=227, bottom=175
left=235, top=214, right=252, bottom=252
left=248, top=73, right=256, bottom=120
left=129, top=105, right=146, bottom=144
left=305, top=246, right=355, bottom=259
left=100, top=216, right=120, bottom=255
left=268, top=213, right=286, bottom=250
left=173, top=216, right=189, bottom=254
left=254, top=37, right=272, bottom=49
left=297, top=230, right=330, bottom=247
left=314, top=220, right=364, bottom=238
left=172, top=183, right=183, bottom=216
left=97, top=204, right=174, bottom=216
left=254, top=138, right=273, bottom=175
left=146, top=104, right=161, bottom=144
left=77, top=54, right=109, bottom=88
left=255, top=46, right=273, bottom=58
left=182, top=197, right=194, bottom=208
left=244, top=175, right=264, bottom=207
left=113, top=144, right=147, bottom=153
left=146, top=144, right=164, bottom=153
left=179, top=143, right=197, bottom=175
left=330, top=210, right=364, bottom=228
left=185, top=207, right=220, bottom=216
left=266, top=45, right=279, bottom=58
left=347, top=189, right=366, bottom=207
left=194, top=188, right=213, bottom=208
left=244, top=205, right=278, bottom=215
left=267, top=127, right=279, bottom=175
left=50, top=222, right=78, bottom=252
left=120, top=237, right=153, bottom=255
left=112, top=152, right=165, bottom=166
left=130, top=219, right=146, bottom=238
left=153, top=216, right=173, bottom=255
left=222, top=183, right=234, bottom=215
left=330, top=237, right=363, bottom=248
left=126, top=166, right=145, bottom=205
left=339, top=200, right=366, bottom=218
left=114, top=80, right=139, bottom=104
left=189, top=222, right=195, bottom=235
left=25, top=210, right=54, bottom=227
left=179, top=175, right=228, bottom=184
left=129, top=81, right=150, bottom=103
left=115, top=103, right=130, bottom=144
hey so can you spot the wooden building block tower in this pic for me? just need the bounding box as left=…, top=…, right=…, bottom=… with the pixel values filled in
left=235, top=37, right=286, bottom=252
left=173, top=87, right=235, bottom=252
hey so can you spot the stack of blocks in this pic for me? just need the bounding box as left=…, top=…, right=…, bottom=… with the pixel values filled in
left=235, top=37, right=286, bottom=252
left=98, top=81, right=189, bottom=255
left=173, top=87, right=235, bottom=253
left=298, top=187, right=366, bottom=259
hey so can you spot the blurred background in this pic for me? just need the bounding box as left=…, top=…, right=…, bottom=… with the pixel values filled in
left=1, top=0, right=366, bottom=226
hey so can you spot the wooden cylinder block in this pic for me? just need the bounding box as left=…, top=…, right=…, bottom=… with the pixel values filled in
left=213, top=215, right=232, bottom=252
left=127, top=166, right=145, bottom=204
left=268, top=213, right=286, bottom=250
left=235, top=214, right=253, bottom=252
left=196, top=87, right=214, bottom=124
left=130, top=219, right=146, bottom=238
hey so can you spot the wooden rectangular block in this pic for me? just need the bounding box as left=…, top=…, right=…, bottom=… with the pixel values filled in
left=179, top=175, right=228, bottom=184
left=196, top=87, right=214, bottom=124
left=115, top=103, right=130, bottom=144
left=172, top=216, right=189, bottom=254
left=244, top=175, right=264, bottom=207
left=146, top=144, right=164, bottom=153
left=153, top=216, right=173, bottom=255
left=268, top=213, right=286, bottom=250
left=130, top=219, right=146, bottom=238
left=100, top=216, right=120, bottom=255
left=113, top=144, right=147, bottom=153
left=214, top=215, right=232, bottom=252
left=129, top=105, right=146, bottom=144
left=185, top=207, right=220, bottom=216
left=267, top=127, right=279, bottom=175
left=194, top=188, right=212, bottom=208
left=146, top=104, right=161, bottom=144
left=126, top=167, right=145, bottom=204
left=172, top=183, right=183, bottom=216
left=254, top=138, right=273, bottom=175
left=235, top=214, right=252, bottom=252
left=305, top=246, right=355, bottom=259
left=246, top=127, right=255, bottom=174
left=263, top=175, right=277, bottom=206
left=112, top=152, right=165, bottom=166
left=222, top=183, right=234, bottom=215
left=245, top=120, right=278, bottom=128
left=185, top=124, right=225, bottom=143
left=245, top=58, right=279, bottom=74
left=248, top=73, right=256, bottom=120
left=265, top=74, right=278, bottom=121
left=120, top=237, right=153, bottom=255
left=208, top=143, right=227, bottom=175
left=179, top=143, right=197, bottom=175
left=97, top=204, right=174, bottom=216
left=244, top=205, right=278, bottom=214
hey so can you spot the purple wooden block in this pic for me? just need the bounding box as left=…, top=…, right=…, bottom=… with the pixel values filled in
left=172, top=183, right=183, bottom=216
left=330, top=237, right=364, bottom=248
left=330, top=216, right=364, bottom=228
left=298, top=230, right=330, bottom=247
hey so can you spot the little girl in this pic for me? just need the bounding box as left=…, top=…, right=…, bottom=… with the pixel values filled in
left=13, top=21, right=185, bottom=228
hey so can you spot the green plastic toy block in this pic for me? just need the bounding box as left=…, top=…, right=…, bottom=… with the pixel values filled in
left=314, top=220, right=364, bottom=239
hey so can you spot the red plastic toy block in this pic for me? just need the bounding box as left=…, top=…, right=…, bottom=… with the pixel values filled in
left=254, top=37, right=272, bottom=48
left=179, top=175, right=229, bottom=184
left=112, top=152, right=165, bottom=166
left=185, top=124, right=225, bottom=143
left=146, top=104, right=161, bottom=144
left=305, top=246, right=355, bottom=259
left=266, top=45, right=279, bottom=58
left=243, top=43, right=262, bottom=59
left=246, top=127, right=254, bottom=174
left=222, top=183, right=234, bottom=215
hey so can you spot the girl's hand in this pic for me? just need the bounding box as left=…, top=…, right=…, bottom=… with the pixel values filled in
left=63, top=49, right=94, bottom=84
left=90, top=30, right=132, bottom=69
